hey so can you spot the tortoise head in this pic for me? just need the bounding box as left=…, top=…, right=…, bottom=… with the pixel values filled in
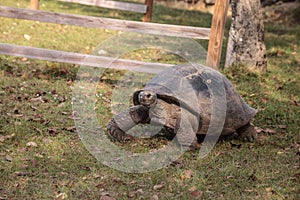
left=137, top=91, right=157, bottom=107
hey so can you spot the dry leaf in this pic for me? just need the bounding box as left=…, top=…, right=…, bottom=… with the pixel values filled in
left=21, top=57, right=28, bottom=62
left=277, top=151, right=284, bottom=154
left=188, top=186, right=197, bottom=192
left=5, top=155, right=13, bottom=162
left=276, top=50, right=285, bottom=57
left=185, top=169, right=193, bottom=178
left=96, top=182, right=106, bottom=189
left=278, top=125, right=286, bottom=129
left=127, top=192, right=135, bottom=198
left=14, top=171, right=31, bottom=176
left=100, top=195, right=116, bottom=200
left=244, top=189, right=254, bottom=192
left=0, top=136, right=4, bottom=143
left=153, top=183, right=165, bottom=190
left=48, top=128, right=59, bottom=136
left=266, top=187, right=274, bottom=196
left=56, top=192, right=67, bottom=199
left=181, top=169, right=193, bottom=180
left=262, top=97, right=268, bottom=103
left=191, top=190, right=203, bottom=198
left=112, top=178, right=123, bottom=183
left=136, top=189, right=144, bottom=194
left=129, top=180, right=137, bottom=184
left=31, top=159, right=38, bottom=168
left=255, top=127, right=263, bottom=134
left=30, top=105, right=38, bottom=110
left=63, top=126, right=76, bottom=132
left=24, top=34, right=31, bottom=40
left=26, top=141, right=38, bottom=147
left=30, top=96, right=43, bottom=102
left=0, top=134, right=15, bottom=143
left=151, top=194, right=159, bottom=200
left=264, top=128, right=277, bottom=134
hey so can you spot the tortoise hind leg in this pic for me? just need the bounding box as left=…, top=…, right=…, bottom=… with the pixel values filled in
left=236, top=123, right=258, bottom=142
left=107, top=105, right=149, bottom=142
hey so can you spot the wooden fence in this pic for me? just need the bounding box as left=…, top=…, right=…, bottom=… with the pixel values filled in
left=30, top=0, right=154, bottom=22
left=0, top=0, right=229, bottom=73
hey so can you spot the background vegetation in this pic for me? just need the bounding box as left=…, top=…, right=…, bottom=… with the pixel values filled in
left=0, top=0, right=299, bottom=199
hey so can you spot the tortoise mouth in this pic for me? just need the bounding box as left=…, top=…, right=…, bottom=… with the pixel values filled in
left=138, top=91, right=157, bottom=106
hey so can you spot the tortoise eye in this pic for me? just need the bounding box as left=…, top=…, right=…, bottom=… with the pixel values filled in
left=146, top=94, right=152, bottom=98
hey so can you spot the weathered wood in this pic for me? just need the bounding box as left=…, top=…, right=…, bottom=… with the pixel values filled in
left=0, top=43, right=172, bottom=74
left=57, top=0, right=147, bottom=13
left=206, top=0, right=229, bottom=68
left=143, top=0, right=154, bottom=22
left=30, top=0, right=39, bottom=10
left=0, top=6, right=210, bottom=40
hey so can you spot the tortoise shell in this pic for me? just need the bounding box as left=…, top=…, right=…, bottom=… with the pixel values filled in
left=133, top=64, right=257, bottom=136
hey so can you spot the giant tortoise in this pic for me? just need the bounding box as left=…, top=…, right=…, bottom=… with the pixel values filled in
left=107, top=64, right=257, bottom=148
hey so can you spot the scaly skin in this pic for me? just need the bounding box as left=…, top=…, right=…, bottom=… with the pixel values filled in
left=236, top=123, right=258, bottom=142
left=107, top=105, right=149, bottom=142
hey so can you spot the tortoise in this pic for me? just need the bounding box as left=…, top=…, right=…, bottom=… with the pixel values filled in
left=107, top=64, right=258, bottom=148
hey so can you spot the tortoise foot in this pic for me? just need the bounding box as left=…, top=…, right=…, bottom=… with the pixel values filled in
left=107, top=119, right=135, bottom=142
left=187, top=138, right=201, bottom=150
left=237, top=123, right=258, bottom=142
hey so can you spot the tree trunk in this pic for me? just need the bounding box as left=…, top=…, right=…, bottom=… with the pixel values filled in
left=225, top=0, right=267, bottom=71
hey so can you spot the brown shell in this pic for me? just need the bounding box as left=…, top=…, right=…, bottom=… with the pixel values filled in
left=133, top=64, right=257, bottom=135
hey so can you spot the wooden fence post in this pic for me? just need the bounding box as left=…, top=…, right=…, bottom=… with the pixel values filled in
left=206, top=0, right=229, bottom=69
left=30, top=0, right=39, bottom=10
left=143, top=0, right=153, bottom=22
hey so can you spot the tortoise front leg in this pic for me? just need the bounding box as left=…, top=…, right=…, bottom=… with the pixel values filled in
left=174, top=110, right=200, bottom=150
left=107, top=105, right=149, bottom=142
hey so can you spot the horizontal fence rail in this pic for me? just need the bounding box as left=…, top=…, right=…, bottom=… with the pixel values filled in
left=0, top=6, right=211, bottom=40
left=0, top=43, right=173, bottom=74
left=57, top=0, right=147, bottom=13
left=0, top=0, right=229, bottom=69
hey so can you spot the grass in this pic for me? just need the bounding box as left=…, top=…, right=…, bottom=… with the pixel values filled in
left=0, top=0, right=299, bottom=199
